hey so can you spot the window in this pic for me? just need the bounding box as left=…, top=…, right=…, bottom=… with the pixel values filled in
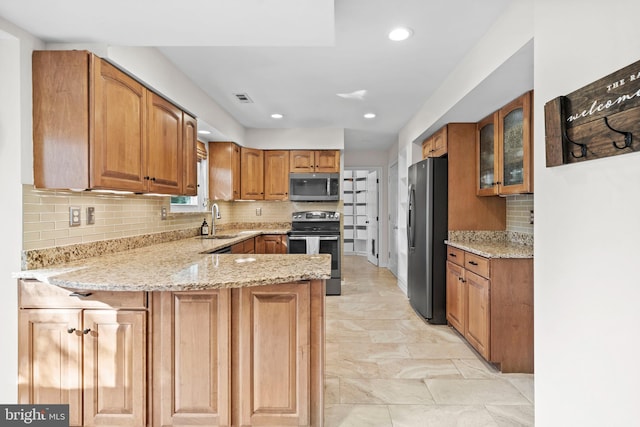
left=170, top=155, right=208, bottom=213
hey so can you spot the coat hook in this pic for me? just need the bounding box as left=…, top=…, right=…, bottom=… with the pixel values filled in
left=563, top=131, right=588, bottom=159
left=603, top=116, right=633, bottom=150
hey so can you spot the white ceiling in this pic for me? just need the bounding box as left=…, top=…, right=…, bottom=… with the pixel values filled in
left=0, top=0, right=529, bottom=152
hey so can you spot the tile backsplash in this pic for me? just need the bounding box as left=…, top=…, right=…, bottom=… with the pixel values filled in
left=23, top=185, right=341, bottom=251
left=506, top=194, right=534, bottom=234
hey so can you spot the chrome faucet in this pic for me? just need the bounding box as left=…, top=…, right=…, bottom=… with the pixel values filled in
left=211, top=203, right=221, bottom=235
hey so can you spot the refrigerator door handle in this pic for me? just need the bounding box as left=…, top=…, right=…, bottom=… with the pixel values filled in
left=407, top=184, right=415, bottom=249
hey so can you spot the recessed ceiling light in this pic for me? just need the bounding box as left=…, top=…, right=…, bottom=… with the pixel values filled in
left=364, top=113, right=376, bottom=119
left=197, top=130, right=211, bottom=135
left=271, top=113, right=284, bottom=119
left=388, top=27, right=413, bottom=41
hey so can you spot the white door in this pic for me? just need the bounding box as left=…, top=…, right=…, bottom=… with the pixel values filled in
left=388, top=162, right=398, bottom=277
left=366, top=171, right=378, bottom=266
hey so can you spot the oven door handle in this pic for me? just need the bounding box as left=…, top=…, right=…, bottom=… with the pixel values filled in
left=288, top=236, right=339, bottom=241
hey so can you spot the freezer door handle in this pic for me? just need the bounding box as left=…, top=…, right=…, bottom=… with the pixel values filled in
left=407, top=184, right=415, bottom=249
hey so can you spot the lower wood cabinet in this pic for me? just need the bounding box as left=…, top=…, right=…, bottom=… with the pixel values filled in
left=18, top=281, right=147, bottom=427
left=231, top=237, right=255, bottom=254
left=152, top=290, right=231, bottom=426
left=255, top=234, right=288, bottom=254
left=445, top=246, right=533, bottom=373
left=152, top=280, right=324, bottom=427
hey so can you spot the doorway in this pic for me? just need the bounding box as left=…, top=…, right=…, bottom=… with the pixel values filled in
left=343, top=168, right=379, bottom=266
left=388, top=161, right=398, bottom=277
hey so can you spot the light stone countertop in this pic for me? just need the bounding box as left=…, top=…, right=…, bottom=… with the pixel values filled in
left=14, top=230, right=332, bottom=291
left=445, top=240, right=533, bottom=259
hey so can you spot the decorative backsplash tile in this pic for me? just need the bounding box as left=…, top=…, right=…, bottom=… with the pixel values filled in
left=21, top=184, right=342, bottom=269
left=506, top=194, right=534, bottom=235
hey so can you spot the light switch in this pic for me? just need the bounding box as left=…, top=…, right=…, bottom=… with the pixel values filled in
left=87, top=207, right=95, bottom=225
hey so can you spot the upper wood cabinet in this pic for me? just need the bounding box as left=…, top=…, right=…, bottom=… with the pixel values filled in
left=476, top=91, right=533, bottom=196
left=264, top=150, right=290, bottom=200
left=422, top=126, right=448, bottom=158
left=443, top=123, right=506, bottom=231
left=182, top=114, right=198, bottom=196
left=209, top=142, right=241, bottom=201
left=146, top=92, right=183, bottom=195
left=33, top=50, right=195, bottom=195
left=290, top=150, right=340, bottom=173
left=241, top=147, right=265, bottom=199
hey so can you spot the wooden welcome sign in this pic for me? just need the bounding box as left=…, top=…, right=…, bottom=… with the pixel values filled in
left=544, top=58, right=640, bottom=167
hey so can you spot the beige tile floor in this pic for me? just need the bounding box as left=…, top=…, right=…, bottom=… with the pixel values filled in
left=324, top=255, right=534, bottom=426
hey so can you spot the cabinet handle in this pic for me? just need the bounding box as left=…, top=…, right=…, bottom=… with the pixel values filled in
left=83, top=328, right=92, bottom=335
left=67, top=328, right=76, bottom=334
left=449, top=253, right=457, bottom=257
left=461, top=279, right=466, bottom=283
left=468, top=261, right=479, bottom=266
left=69, top=292, right=92, bottom=298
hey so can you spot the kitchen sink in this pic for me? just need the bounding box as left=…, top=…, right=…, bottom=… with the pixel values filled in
left=196, top=234, right=239, bottom=240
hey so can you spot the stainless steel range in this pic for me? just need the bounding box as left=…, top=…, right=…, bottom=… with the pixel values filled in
left=287, top=211, right=341, bottom=295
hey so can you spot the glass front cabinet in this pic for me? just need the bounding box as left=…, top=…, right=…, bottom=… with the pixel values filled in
left=476, top=91, right=533, bottom=196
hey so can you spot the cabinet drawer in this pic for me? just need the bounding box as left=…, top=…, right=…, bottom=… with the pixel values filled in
left=447, top=246, right=465, bottom=266
left=464, top=253, right=490, bottom=278
left=19, top=280, right=147, bottom=309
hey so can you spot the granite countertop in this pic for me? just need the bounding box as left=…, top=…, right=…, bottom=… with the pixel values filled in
left=445, top=240, right=533, bottom=259
left=14, top=230, right=332, bottom=291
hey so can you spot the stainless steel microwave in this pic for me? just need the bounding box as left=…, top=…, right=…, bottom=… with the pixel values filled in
left=289, top=173, right=340, bottom=201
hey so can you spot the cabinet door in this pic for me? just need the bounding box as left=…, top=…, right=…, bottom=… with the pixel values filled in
left=264, top=150, right=290, bottom=200
left=241, top=147, right=264, bottom=199
left=315, top=150, right=341, bottom=172
left=476, top=112, right=500, bottom=196
left=465, top=271, right=490, bottom=360
left=445, top=261, right=465, bottom=334
left=146, top=92, right=183, bottom=195
left=430, top=127, right=448, bottom=157
left=261, top=235, right=286, bottom=254
left=83, top=310, right=146, bottom=427
left=422, top=137, right=432, bottom=159
left=289, top=150, right=315, bottom=173
left=18, top=309, right=83, bottom=427
left=182, top=113, right=198, bottom=196
left=153, top=291, right=231, bottom=426
left=236, top=283, right=310, bottom=426
left=209, top=142, right=240, bottom=201
left=498, top=91, right=532, bottom=195
left=92, top=57, right=147, bottom=192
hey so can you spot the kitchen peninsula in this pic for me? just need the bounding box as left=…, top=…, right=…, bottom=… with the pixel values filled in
left=15, top=231, right=329, bottom=427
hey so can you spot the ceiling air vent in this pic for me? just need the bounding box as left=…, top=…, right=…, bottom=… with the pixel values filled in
left=233, top=93, right=254, bottom=103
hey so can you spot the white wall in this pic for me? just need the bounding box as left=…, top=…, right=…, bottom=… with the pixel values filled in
left=0, top=17, right=44, bottom=402
left=244, top=127, right=344, bottom=150
left=534, top=0, right=640, bottom=425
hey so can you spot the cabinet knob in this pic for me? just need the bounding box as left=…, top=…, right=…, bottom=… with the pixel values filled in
left=83, top=328, right=92, bottom=335
left=67, top=328, right=76, bottom=334
left=449, top=253, right=457, bottom=257
left=144, top=176, right=150, bottom=180
left=151, top=177, right=156, bottom=181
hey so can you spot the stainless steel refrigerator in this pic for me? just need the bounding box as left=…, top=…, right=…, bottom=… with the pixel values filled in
left=407, top=157, right=448, bottom=324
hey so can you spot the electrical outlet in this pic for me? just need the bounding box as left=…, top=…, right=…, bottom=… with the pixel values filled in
left=256, top=208, right=262, bottom=216
left=69, top=206, right=81, bottom=227
left=86, top=207, right=95, bottom=225
left=161, top=206, right=167, bottom=220
left=530, top=210, right=534, bottom=225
